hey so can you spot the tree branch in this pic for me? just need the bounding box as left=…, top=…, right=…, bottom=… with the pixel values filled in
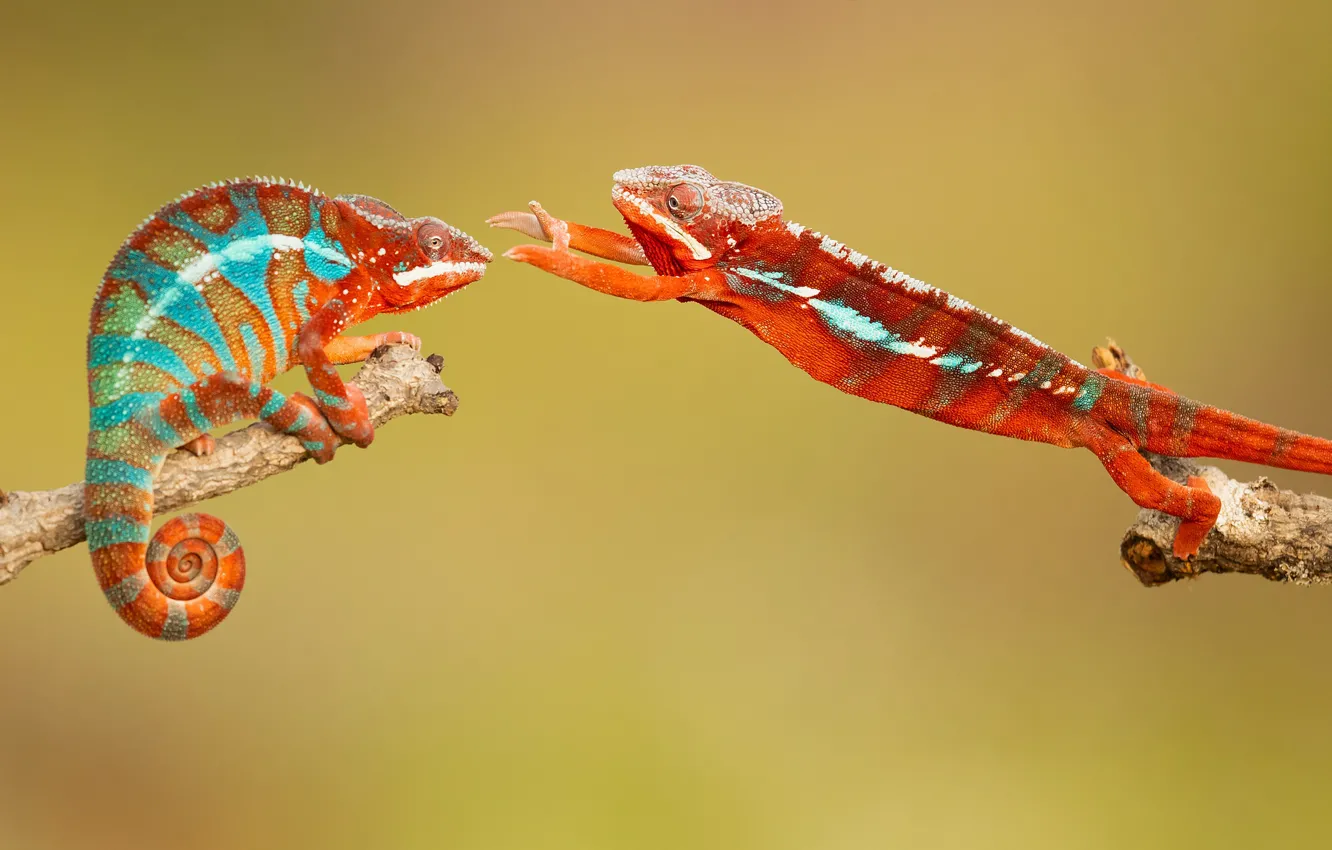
left=1097, top=341, right=1332, bottom=586
left=0, top=345, right=457, bottom=585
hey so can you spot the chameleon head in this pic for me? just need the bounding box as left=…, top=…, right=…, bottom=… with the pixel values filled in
left=610, top=165, right=783, bottom=270
left=335, top=193, right=492, bottom=313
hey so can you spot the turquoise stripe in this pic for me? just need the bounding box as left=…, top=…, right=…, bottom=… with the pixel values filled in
left=314, top=389, right=350, bottom=410
left=110, top=250, right=237, bottom=373
left=88, top=334, right=196, bottom=385
left=287, top=407, right=310, bottom=433
left=108, top=249, right=178, bottom=292
left=163, top=184, right=266, bottom=247
left=138, top=408, right=181, bottom=444
left=303, top=201, right=353, bottom=282
left=226, top=185, right=269, bottom=239
left=178, top=388, right=214, bottom=432
left=292, top=278, right=312, bottom=324
left=166, top=209, right=229, bottom=251
left=1072, top=373, right=1106, bottom=412
left=86, top=517, right=150, bottom=551
left=91, top=392, right=167, bottom=430
left=259, top=394, right=285, bottom=421
left=239, top=323, right=269, bottom=377
left=224, top=252, right=287, bottom=373
left=85, top=459, right=153, bottom=490
left=807, top=298, right=983, bottom=372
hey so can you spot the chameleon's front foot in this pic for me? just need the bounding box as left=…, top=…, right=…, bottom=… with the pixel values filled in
left=180, top=434, right=217, bottom=457
left=378, top=331, right=422, bottom=352
left=486, top=200, right=570, bottom=251
left=324, top=332, right=421, bottom=365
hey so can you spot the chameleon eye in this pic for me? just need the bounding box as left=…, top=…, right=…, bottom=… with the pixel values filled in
left=666, top=183, right=704, bottom=220
left=417, top=222, right=451, bottom=260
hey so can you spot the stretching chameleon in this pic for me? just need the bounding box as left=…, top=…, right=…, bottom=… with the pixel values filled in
left=489, top=164, right=1332, bottom=561
left=87, top=178, right=490, bottom=640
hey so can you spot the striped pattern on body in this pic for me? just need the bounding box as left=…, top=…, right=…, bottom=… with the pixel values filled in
left=82, top=177, right=499, bottom=640
left=712, top=221, right=1332, bottom=473
left=503, top=163, right=1332, bottom=559
left=85, top=180, right=356, bottom=640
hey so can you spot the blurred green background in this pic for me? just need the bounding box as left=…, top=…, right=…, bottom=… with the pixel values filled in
left=2, top=0, right=1330, bottom=847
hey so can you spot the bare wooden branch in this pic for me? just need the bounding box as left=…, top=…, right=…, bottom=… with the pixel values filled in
left=1095, top=341, right=1332, bottom=586
left=0, top=345, right=457, bottom=585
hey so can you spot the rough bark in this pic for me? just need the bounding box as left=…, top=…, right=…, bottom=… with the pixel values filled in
left=4, top=339, right=1328, bottom=589
left=1095, top=342, right=1332, bottom=586
left=0, top=345, right=456, bottom=584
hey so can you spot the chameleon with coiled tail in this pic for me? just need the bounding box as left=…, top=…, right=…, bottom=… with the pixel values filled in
left=86, top=178, right=490, bottom=640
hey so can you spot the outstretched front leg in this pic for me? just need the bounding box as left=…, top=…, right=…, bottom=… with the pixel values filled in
left=504, top=244, right=726, bottom=302
left=489, top=201, right=649, bottom=265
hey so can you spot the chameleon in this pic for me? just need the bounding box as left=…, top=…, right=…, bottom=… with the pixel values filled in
left=489, top=164, right=1332, bottom=561
left=86, top=177, right=491, bottom=640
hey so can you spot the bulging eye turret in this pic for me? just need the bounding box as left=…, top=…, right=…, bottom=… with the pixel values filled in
left=417, top=222, right=451, bottom=260
left=665, top=183, right=704, bottom=220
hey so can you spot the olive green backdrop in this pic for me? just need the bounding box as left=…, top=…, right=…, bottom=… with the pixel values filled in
left=2, top=1, right=1330, bottom=847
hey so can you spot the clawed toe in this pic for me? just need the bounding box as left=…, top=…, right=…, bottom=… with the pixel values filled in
left=180, top=434, right=217, bottom=457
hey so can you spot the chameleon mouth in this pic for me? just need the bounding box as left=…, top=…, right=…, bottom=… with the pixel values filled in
left=611, top=185, right=712, bottom=261
left=391, top=260, right=489, bottom=287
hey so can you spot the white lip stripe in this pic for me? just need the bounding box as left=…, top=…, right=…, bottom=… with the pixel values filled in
left=619, top=191, right=712, bottom=260
left=392, top=261, right=488, bottom=287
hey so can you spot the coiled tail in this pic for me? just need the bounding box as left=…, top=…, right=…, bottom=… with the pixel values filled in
left=86, top=456, right=245, bottom=640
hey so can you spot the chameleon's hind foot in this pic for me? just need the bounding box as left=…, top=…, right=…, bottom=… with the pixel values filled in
left=180, top=434, right=216, bottom=457
left=280, top=393, right=340, bottom=463
left=1093, top=433, right=1221, bottom=561
left=1171, top=476, right=1216, bottom=559
left=318, top=383, right=374, bottom=449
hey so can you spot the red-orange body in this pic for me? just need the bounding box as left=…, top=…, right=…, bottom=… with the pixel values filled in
left=491, top=164, right=1332, bottom=559
left=87, top=178, right=490, bottom=640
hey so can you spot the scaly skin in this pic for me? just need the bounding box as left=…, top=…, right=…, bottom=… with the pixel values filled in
left=491, top=164, right=1332, bottom=560
left=87, top=177, right=491, bottom=640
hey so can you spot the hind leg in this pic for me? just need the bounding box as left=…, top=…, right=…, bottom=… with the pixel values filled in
left=142, top=373, right=340, bottom=464
left=1087, top=430, right=1220, bottom=558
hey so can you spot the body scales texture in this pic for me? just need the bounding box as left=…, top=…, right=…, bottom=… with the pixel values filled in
left=86, top=178, right=490, bottom=640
